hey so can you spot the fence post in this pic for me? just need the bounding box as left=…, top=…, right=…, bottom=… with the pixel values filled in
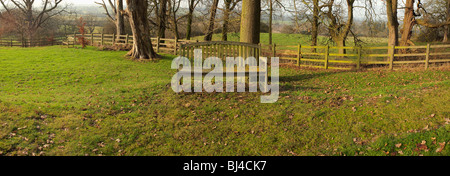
left=156, top=36, right=161, bottom=53
left=10, top=39, right=13, bottom=47
left=91, top=33, right=94, bottom=45
left=272, top=43, right=276, bottom=58
left=389, top=45, right=395, bottom=70
left=101, top=33, right=104, bottom=46
left=357, top=46, right=362, bottom=70
left=126, top=34, right=129, bottom=45
left=324, top=45, right=329, bottom=69
left=297, top=44, right=301, bottom=66
left=174, top=36, right=178, bottom=55
left=425, top=43, right=430, bottom=69
left=258, top=43, right=262, bottom=59
left=113, top=33, right=116, bottom=44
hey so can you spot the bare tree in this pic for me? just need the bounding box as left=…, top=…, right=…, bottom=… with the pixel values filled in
left=0, top=0, right=66, bottom=44
left=204, top=0, right=220, bottom=41
left=96, top=0, right=125, bottom=39
left=385, top=0, right=399, bottom=49
left=84, top=15, right=99, bottom=34
left=400, top=0, right=450, bottom=46
left=124, top=0, right=158, bottom=59
left=264, top=0, right=283, bottom=45
left=324, top=0, right=355, bottom=54
left=168, top=0, right=187, bottom=39
left=158, top=0, right=168, bottom=38
left=222, top=0, right=241, bottom=41
left=293, top=0, right=324, bottom=51
left=445, top=0, right=450, bottom=42
left=185, top=0, right=200, bottom=40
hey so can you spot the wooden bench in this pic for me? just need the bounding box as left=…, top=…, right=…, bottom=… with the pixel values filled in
left=176, top=41, right=270, bottom=92
left=178, top=41, right=267, bottom=74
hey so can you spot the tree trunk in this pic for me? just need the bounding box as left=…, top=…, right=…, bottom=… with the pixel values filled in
left=240, top=0, right=261, bottom=44
left=327, top=0, right=353, bottom=55
left=185, top=0, right=195, bottom=40
left=173, top=13, right=179, bottom=39
left=170, top=1, right=179, bottom=39
left=311, top=0, right=319, bottom=52
left=444, top=0, right=450, bottom=43
left=268, top=0, right=273, bottom=45
left=125, top=0, right=158, bottom=59
left=386, top=0, right=399, bottom=50
left=400, top=0, right=415, bottom=47
left=222, top=0, right=232, bottom=41
left=116, top=0, right=125, bottom=38
left=158, top=0, right=168, bottom=39
left=333, top=38, right=346, bottom=54
left=444, top=25, right=449, bottom=43
left=204, top=0, right=220, bottom=41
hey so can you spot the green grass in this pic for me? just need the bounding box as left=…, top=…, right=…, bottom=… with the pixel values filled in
left=0, top=46, right=449, bottom=156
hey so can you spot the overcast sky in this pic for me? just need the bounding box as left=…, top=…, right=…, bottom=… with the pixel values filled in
left=0, top=0, right=392, bottom=22
left=66, top=0, right=96, bottom=5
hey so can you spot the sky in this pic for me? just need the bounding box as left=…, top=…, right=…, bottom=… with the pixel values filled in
left=0, top=0, right=394, bottom=22
left=66, top=0, right=96, bottom=5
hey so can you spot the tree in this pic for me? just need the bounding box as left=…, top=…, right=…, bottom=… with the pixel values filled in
left=0, top=10, right=24, bottom=38
left=325, top=0, right=355, bottom=54
left=445, top=0, right=450, bottom=42
left=168, top=0, right=188, bottom=39
left=399, top=0, right=450, bottom=46
left=96, top=0, right=125, bottom=39
left=311, top=0, right=320, bottom=48
left=84, top=15, right=99, bottom=34
left=157, top=0, right=168, bottom=38
left=446, top=0, right=450, bottom=42
left=400, top=0, right=419, bottom=46
left=240, top=0, right=261, bottom=44
left=264, top=0, right=283, bottom=45
left=124, top=0, right=158, bottom=59
left=76, top=17, right=89, bottom=49
left=204, top=0, right=220, bottom=41
left=222, top=0, right=241, bottom=41
left=295, top=0, right=324, bottom=51
left=385, top=0, right=399, bottom=48
left=0, top=0, right=66, bottom=45
left=185, top=0, right=200, bottom=40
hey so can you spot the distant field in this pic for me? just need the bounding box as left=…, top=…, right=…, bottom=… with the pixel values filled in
left=192, top=33, right=389, bottom=47
left=0, top=46, right=449, bottom=156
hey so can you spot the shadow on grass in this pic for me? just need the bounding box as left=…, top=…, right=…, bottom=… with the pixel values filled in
left=279, top=70, right=348, bottom=92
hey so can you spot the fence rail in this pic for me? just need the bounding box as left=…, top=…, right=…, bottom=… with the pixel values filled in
left=0, top=39, right=64, bottom=47
left=67, top=33, right=199, bottom=55
left=3, top=33, right=448, bottom=70
left=261, top=43, right=450, bottom=70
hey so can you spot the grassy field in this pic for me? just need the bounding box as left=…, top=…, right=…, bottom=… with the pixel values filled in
left=193, top=33, right=390, bottom=47
left=0, top=46, right=449, bottom=156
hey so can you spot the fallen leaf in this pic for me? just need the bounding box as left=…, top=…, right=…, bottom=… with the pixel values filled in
left=436, top=142, right=446, bottom=153
left=395, top=143, right=402, bottom=148
left=416, top=143, right=428, bottom=151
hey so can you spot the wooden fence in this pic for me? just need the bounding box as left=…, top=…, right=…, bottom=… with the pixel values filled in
left=67, top=33, right=198, bottom=55
left=0, top=38, right=64, bottom=47
left=66, top=33, right=450, bottom=70
left=261, top=43, right=450, bottom=70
